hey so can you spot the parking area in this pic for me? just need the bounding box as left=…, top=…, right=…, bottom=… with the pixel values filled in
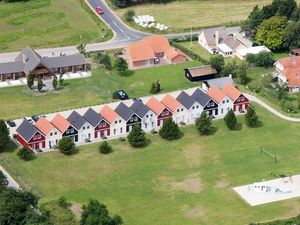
left=233, top=175, right=300, bottom=206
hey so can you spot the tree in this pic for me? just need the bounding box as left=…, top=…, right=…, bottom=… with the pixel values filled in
left=124, top=9, right=135, bottom=22
left=236, top=63, right=248, bottom=85
left=127, top=124, right=146, bottom=147
left=150, top=82, right=157, bottom=94
left=0, top=119, right=10, bottom=152
left=245, top=53, right=257, bottom=64
left=284, top=21, right=300, bottom=50
left=224, top=109, right=237, bottom=130
left=17, top=147, right=34, bottom=161
left=245, top=106, right=259, bottom=127
left=77, top=43, right=86, bottom=55
left=255, top=51, right=274, bottom=68
left=99, top=141, right=113, bottom=154
left=94, top=51, right=112, bottom=70
left=80, top=199, right=123, bottom=225
left=59, top=74, right=64, bottom=86
left=241, top=5, right=264, bottom=38
left=52, top=75, right=58, bottom=90
left=27, top=72, right=34, bottom=89
left=114, top=58, right=128, bottom=75
left=58, top=137, right=75, bottom=155
left=111, top=0, right=131, bottom=8
left=209, top=55, right=224, bottom=73
left=256, top=16, right=288, bottom=50
left=221, top=60, right=237, bottom=77
left=297, top=94, right=300, bottom=109
left=58, top=196, right=68, bottom=208
left=37, top=77, right=43, bottom=92
left=196, top=112, right=212, bottom=135
left=156, top=80, right=161, bottom=93
left=271, top=0, right=297, bottom=19
left=159, top=118, right=182, bottom=140
left=0, top=171, right=8, bottom=190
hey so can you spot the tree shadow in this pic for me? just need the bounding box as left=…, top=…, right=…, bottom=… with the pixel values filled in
left=209, top=126, right=218, bottom=135
left=233, top=123, right=242, bottom=131
left=120, top=70, right=134, bottom=77
left=1, top=141, right=18, bottom=153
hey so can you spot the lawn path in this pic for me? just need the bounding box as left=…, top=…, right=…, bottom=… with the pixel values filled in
left=246, top=94, right=300, bottom=122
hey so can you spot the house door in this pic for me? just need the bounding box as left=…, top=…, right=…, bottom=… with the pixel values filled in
left=75, top=135, right=78, bottom=142
left=31, top=144, right=35, bottom=150
left=100, top=130, right=104, bottom=137
left=239, top=104, right=242, bottom=112
left=157, top=119, right=160, bottom=127
left=49, top=141, right=52, bottom=148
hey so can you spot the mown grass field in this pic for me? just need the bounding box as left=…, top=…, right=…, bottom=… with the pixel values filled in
left=0, top=60, right=199, bottom=120
left=0, top=0, right=112, bottom=52
left=2, top=105, right=300, bottom=225
left=112, top=0, right=300, bottom=32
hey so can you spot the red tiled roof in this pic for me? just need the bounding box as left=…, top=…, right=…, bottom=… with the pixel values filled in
left=277, top=56, right=300, bottom=68
left=99, top=105, right=118, bottom=124
left=161, top=94, right=180, bottom=112
left=282, top=68, right=300, bottom=87
left=35, top=117, right=55, bottom=135
left=51, top=114, right=70, bottom=133
left=146, top=97, right=165, bottom=116
left=207, top=86, right=226, bottom=103
left=221, top=83, right=241, bottom=101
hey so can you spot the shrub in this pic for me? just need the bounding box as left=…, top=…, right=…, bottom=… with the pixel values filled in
left=245, top=106, right=259, bottom=127
left=124, top=9, right=135, bottom=22
left=224, top=109, right=237, bottom=130
left=159, top=118, right=182, bottom=140
left=58, top=196, right=68, bottom=208
left=127, top=124, right=146, bottom=147
left=114, top=58, right=128, bottom=74
left=247, top=80, right=262, bottom=93
left=209, top=55, right=225, bottom=73
left=196, top=112, right=212, bottom=135
left=17, top=147, right=34, bottom=161
left=99, top=141, right=113, bottom=154
left=58, top=137, right=76, bottom=155
left=0, top=119, right=10, bottom=152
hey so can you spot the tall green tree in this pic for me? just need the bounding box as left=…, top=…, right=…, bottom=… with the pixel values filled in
left=224, top=109, right=237, bottom=130
left=52, top=75, right=58, bottom=90
left=37, top=77, right=43, bottom=92
left=58, top=137, right=75, bottom=155
left=0, top=119, right=9, bottom=152
left=17, top=147, right=34, bottom=161
left=196, top=112, right=212, bottom=135
left=77, top=43, right=86, bottom=55
left=241, top=5, right=264, bottom=38
left=99, top=141, right=113, bottom=154
left=27, top=72, right=34, bottom=89
left=59, top=74, right=64, bottom=86
left=256, top=16, right=288, bottom=50
left=150, top=82, right=157, bottom=94
left=80, top=199, right=123, bottom=225
left=255, top=51, right=274, bottom=68
left=159, top=118, right=182, bottom=140
left=114, top=58, right=128, bottom=75
left=209, top=55, right=224, bottom=73
left=236, top=63, right=248, bottom=85
left=284, top=21, right=300, bottom=50
left=127, top=124, right=146, bottom=147
left=0, top=171, right=8, bottom=190
left=245, top=106, right=259, bottom=127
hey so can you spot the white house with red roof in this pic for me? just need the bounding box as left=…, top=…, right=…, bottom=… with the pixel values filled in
left=35, top=117, right=61, bottom=149
left=100, top=105, right=126, bottom=136
left=275, top=56, right=300, bottom=92
left=207, top=86, right=233, bottom=116
left=146, top=97, right=172, bottom=127
left=161, top=94, right=188, bottom=124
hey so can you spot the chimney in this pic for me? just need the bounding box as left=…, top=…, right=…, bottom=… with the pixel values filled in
left=215, top=30, right=219, bottom=46
left=292, top=55, right=296, bottom=66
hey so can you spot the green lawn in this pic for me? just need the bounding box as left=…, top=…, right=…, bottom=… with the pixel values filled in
left=0, top=60, right=200, bottom=120
left=2, top=105, right=300, bottom=225
left=112, top=0, right=300, bottom=33
left=0, top=0, right=112, bottom=52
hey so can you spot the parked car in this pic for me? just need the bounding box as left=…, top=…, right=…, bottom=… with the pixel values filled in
left=6, top=120, right=16, bottom=127
left=95, top=6, right=104, bottom=14
left=31, top=115, right=40, bottom=122
left=154, top=57, right=160, bottom=64
left=24, top=117, right=33, bottom=123
left=113, top=90, right=129, bottom=100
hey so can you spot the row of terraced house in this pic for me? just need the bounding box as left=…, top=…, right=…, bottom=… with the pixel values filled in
left=15, top=82, right=249, bottom=152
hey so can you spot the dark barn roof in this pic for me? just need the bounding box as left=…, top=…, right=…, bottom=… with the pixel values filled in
left=176, top=91, right=196, bottom=109
left=130, top=100, right=150, bottom=118
left=83, top=108, right=102, bottom=127
left=191, top=88, right=212, bottom=107
left=115, top=102, right=135, bottom=121
left=67, top=111, right=87, bottom=130
left=185, top=65, right=217, bottom=78
left=16, top=119, right=40, bottom=142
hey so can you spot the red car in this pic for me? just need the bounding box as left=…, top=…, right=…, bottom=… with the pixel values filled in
left=95, top=6, right=104, bottom=14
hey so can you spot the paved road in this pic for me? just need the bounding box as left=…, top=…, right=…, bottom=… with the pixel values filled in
left=245, top=93, right=300, bottom=122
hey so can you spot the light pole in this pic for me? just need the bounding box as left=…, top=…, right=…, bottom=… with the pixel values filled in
left=190, top=26, right=193, bottom=49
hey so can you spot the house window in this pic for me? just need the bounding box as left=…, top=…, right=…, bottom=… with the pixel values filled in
left=134, top=117, right=138, bottom=121
left=87, top=126, right=89, bottom=129
left=66, top=129, right=70, bottom=134
left=146, top=115, right=149, bottom=118
left=196, top=105, right=199, bottom=109
left=115, top=121, right=117, bottom=124
left=221, top=109, right=223, bottom=114
left=150, top=114, right=153, bottom=117
left=222, top=100, right=225, bottom=104
left=50, top=133, right=53, bottom=136
left=113, top=129, right=116, bottom=135
left=211, top=102, right=214, bottom=107
left=181, top=108, right=183, bottom=111
left=130, top=118, right=134, bottom=122
left=227, top=100, right=229, bottom=103
left=241, top=97, right=244, bottom=101
left=83, top=126, right=85, bottom=130
left=120, top=127, right=123, bottom=133
left=119, top=120, right=121, bottom=123
left=207, top=103, right=210, bottom=107
left=192, top=106, right=195, bottom=109
left=54, top=132, right=57, bottom=135
left=177, top=109, right=180, bottom=112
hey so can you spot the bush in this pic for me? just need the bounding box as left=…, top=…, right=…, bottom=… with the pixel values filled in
left=127, top=124, right=146, bottom=147
left=93, top=51, right=112, bottom=70
left=209, top=55, right=225, bottom=73
left=58, top=196, right=68, bottom=208
left=124, top=9, right=135, bottom=22
left=99, top=141, right=113, bottom=154
left=114, top=58, right=128, bottom=75
left=17, top=147, right=34, bottom=161
left=196, top=112, right=212, bottom=135
left=58, top=137, right=76, bottom=155
left=247, top=80, right=262, bottom=93
left=159, top=118, right=182, bottom=140
left=245, top=106, right=259, bottom=127
left=281, top=100, right=295, bottom=113
left=224, top=109, right=237, bottom=130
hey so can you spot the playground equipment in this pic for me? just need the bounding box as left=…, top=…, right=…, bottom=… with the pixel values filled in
left=248, top=181, right=292, bottom=194
left=261, top=147, right=278, bottom=164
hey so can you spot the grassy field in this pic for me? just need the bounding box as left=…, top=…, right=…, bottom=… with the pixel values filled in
left=0, top=60, right=200, bottom=120
left=2, top=105, right=300, bottom=225
left=0, top=0, right=112, bottom=52
left=111, top=0, right=300, bottom=33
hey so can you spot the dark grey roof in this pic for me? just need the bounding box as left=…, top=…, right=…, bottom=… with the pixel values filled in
left=83, top=108, right=102, bottom=127
left=130, top=99, right=150, bottom=118
left=16, top=119, right=40, bottom=142
left=115, top=102, right=134, bottom=121
left=176, top=91, right=196, bottom=109
left=202, top=26, right=227, bottom=46
left=44, top=54, right=86, bottom=68
left=223, top=36, right=240, bottom=50
left=204, top=77, right=236, bottom=89
left=191, top=89, right=212, bottom=107
left=0, top=61, right=24, bottom=74
left=67, top=111, right=87, bottom=130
